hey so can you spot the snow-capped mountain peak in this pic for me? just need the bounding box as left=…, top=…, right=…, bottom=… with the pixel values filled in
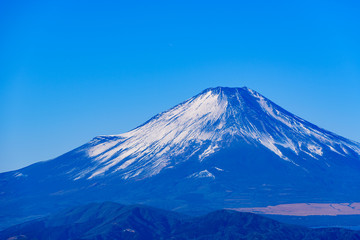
left=74, top=87, right=360, bottom=180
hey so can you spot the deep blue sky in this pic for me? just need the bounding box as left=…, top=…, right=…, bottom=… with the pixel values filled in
left=1, top=0, right=359, bottom=172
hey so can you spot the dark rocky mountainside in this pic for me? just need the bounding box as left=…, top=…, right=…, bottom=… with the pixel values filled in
left=1, top=202, right=360, bottom=240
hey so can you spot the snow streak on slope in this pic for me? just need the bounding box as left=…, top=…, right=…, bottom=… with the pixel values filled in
left=248, top=88, right=360, bottom=156
left=83, top=90, right=228, bottom=179
left=74, top=87, right=360, bottom=181
left=187, top=170, right=215, bottom=179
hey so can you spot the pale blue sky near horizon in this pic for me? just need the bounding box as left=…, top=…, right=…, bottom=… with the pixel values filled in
left=1, top=0, right=360, bottom=172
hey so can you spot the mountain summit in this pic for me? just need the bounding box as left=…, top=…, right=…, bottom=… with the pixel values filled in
left=75, top=86, right=359, bottom=180
left=1, top=86, right=360, bottom=229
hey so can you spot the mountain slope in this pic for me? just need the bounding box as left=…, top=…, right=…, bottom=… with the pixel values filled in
left=1, top=86, right=360, bottom=229
left=1, top=202, right=360, bottom=240
left=72, top=87, right=360, bottom=180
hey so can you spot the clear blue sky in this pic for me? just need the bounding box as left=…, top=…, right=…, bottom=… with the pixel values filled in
left=1, top=0, right=359, bottom=172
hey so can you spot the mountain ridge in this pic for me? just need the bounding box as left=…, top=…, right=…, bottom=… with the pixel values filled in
left=1, top=202, right=360, bottom=240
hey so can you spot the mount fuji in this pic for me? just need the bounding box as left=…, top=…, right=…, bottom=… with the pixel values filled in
left=1, top=87, right=360, bottom=229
